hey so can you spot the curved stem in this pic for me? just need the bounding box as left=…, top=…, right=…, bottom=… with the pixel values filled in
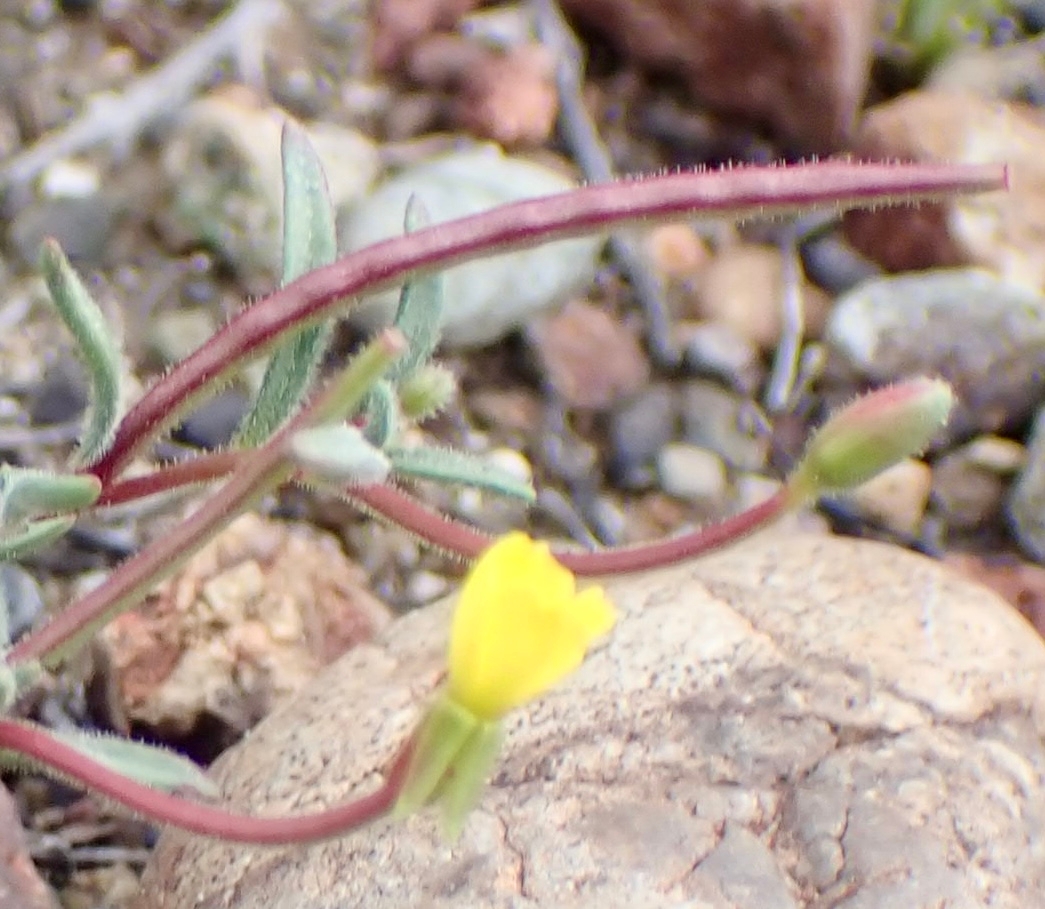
left=88, top=161, right=1006, bottom=486
left=0, top=718, right=411, bottom=844
left=350, top=483, right=789, bottom=574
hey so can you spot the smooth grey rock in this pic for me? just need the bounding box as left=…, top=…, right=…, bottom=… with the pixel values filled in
left=825, top=268, right=1045, bottom=442
left=608, top=383, right=679, bottom=488
left=339, top=147, right=604, bottom=348
left=681, top=380, right=768, bottom=471
left=136, top=529, right=1045, bottom=909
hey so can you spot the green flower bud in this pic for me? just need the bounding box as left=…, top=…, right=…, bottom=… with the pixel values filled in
left=788, top=377, right=954, bottom=502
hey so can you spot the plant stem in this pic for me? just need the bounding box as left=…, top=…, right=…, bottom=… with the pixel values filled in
left=88, top=161, right=1006, bottom=487
left=10, top=331, right=405, bottom=666
left=0, top=718, right=412, bottom=844
left=351, top=483, right=790, bottom=574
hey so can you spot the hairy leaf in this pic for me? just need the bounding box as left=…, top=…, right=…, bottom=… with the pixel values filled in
left=388, top=445, right=535, bottom=501
left=39, top=239, right=123, bottom=466
left=235, top=119, right=338, bottom=446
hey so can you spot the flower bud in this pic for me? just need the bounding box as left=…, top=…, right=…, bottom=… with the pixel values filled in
left=788, top=377, right=954, bottom=501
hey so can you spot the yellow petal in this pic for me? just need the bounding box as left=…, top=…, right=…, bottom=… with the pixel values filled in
left=448, top=533, right=616, bottom=721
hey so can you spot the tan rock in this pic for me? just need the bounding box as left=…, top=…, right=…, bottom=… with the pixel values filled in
left=136, top=529, right=1045, bottom=908
left=98, top=514, right=391, bottom=741
left=455, top=44, right=559, bottom=148
left=692, top=243, right=829, bottom=351
left=848, top=457, right=933, bottom=537
left=559, top=0, right=876, bottom=149
left=845, top=91, right=1044, bottom=288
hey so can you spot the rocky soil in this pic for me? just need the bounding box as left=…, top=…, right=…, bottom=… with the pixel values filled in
left=2, top=0, right=1045, bottom=906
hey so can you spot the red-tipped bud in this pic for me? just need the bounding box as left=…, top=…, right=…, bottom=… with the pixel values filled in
left=788, top=377, right=954, bottom=502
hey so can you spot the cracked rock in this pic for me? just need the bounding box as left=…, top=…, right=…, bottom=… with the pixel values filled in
left=135, top=528, right=1045, bottom=908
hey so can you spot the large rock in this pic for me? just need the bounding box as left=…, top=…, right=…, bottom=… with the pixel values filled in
left=135, top=528, right=1045, bottom=908
left=844, top=91, right=1045, bottom=288
left=559, top=0, right=876, bottom=150
left=823, top=268, right=1045, bottom=443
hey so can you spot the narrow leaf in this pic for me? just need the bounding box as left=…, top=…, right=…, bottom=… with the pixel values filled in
left=235, top=119, right=338, bottom=446
left=0, top=516, right=75, bottom=561
left=20, top=727, right=217, bottom=797
left=388, top=445, right=536, bottom=501
left=39, top=239, right=122, bottom=466
left=389, top=197, right=445, bottom=382
left=363, top=379, right=399, bottom=448
left=0, top=466, right=101, bottom=524
left=290, top=424, right=391, bottom=485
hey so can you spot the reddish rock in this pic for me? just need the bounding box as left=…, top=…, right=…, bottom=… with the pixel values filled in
left=0, top=785, right=58, bottom=909
left=98, top=515, right=391, bottom=741
left=371, top=0, right=481, bottom=71
left=455, top=44, right=559, bottom=148
left=845, top=91, right=1043, bottom=286
left=559, top=0, right=876, bottom=150
left=528, top=298, right=651, bottom=411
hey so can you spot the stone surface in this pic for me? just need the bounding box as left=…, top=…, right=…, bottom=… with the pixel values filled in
left=527, top=298, right=650, bottom=411
left=0, top=785, right=59, bottom=909
left=681, top=379, right=768, bottom=471
left=97, top=514, right=391, bottom=743
left=824, top=268, right=1045, bottom=443
left=339, top=147, right=604, bottom=348
left=159, top=86, right=380, bottom=286
left=844, top=91, right=1045, bottom=288
left=1009, top=406, right=1045, bottom=561
left=655, top=442, right=728, bottom=508
left=847, top=457, right=933, bottom=537
left=690, top=243, right=829, bottom=352
left=932, top=436, right=1025, bottom=531
left=559, top=0, right=876, bottom=150
left=136, top=528, right=1045, bottom=908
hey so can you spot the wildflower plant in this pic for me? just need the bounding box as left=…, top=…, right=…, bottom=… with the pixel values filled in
left=0, top=117, right=1004, bottom=843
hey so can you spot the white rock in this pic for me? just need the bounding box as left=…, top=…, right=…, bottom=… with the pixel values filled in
left=339, top=147, right=604, bottom=347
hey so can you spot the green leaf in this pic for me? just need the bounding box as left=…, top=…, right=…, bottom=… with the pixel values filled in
left=39, top=239, right=122, bottom=466
left=387, top=445, right=536, bottom=501
left=363, top=380, right=400, bottom=448
left=0, top=516, right=75, bottom=561
left=0, top=466, right=101, bottom=524
left=234, top=119, right=338, bottom=446
left=29, top=728, right=217, bottom=798
left=290, top=424, right=391, bottom=485
left=389, top=197, right=445, bottom=382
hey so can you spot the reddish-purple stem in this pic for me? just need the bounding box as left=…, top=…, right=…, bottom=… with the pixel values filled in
left=350, top=483, right=790, bottom=573
left=93, top=447, right=789, bottom=575
left=0, top=718, right=411, bottom=843
left=88, top=161, right=1006, bottom=487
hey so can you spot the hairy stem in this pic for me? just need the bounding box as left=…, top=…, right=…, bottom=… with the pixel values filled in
left=88, top=161, right=1006, bottom=486
left=11, top=332, right=405, bottom=666
left=0, top=718, right=411, bottom=844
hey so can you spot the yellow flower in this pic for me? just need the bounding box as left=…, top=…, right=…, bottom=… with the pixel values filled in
left=448, top=532, right=616, bottom=721
left=394, top=532, right=616, bottom=834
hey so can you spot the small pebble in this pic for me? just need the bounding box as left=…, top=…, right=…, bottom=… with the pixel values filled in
left=608, top=383, right=679, bottom=487
left=528, top=299, right=650, bottom=411
left=0, top=562, right=45, bottom=643
left=680, top=380, right=768, bottom=471
left=405, top=570, right=450, bottom=607
left=678, top=320, right=763, bottom=394
left=173, top=388, right=250, bottom=450
left=656, top=442, right=728, bottom=507
left=848, top=458, right=933, bottom=537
